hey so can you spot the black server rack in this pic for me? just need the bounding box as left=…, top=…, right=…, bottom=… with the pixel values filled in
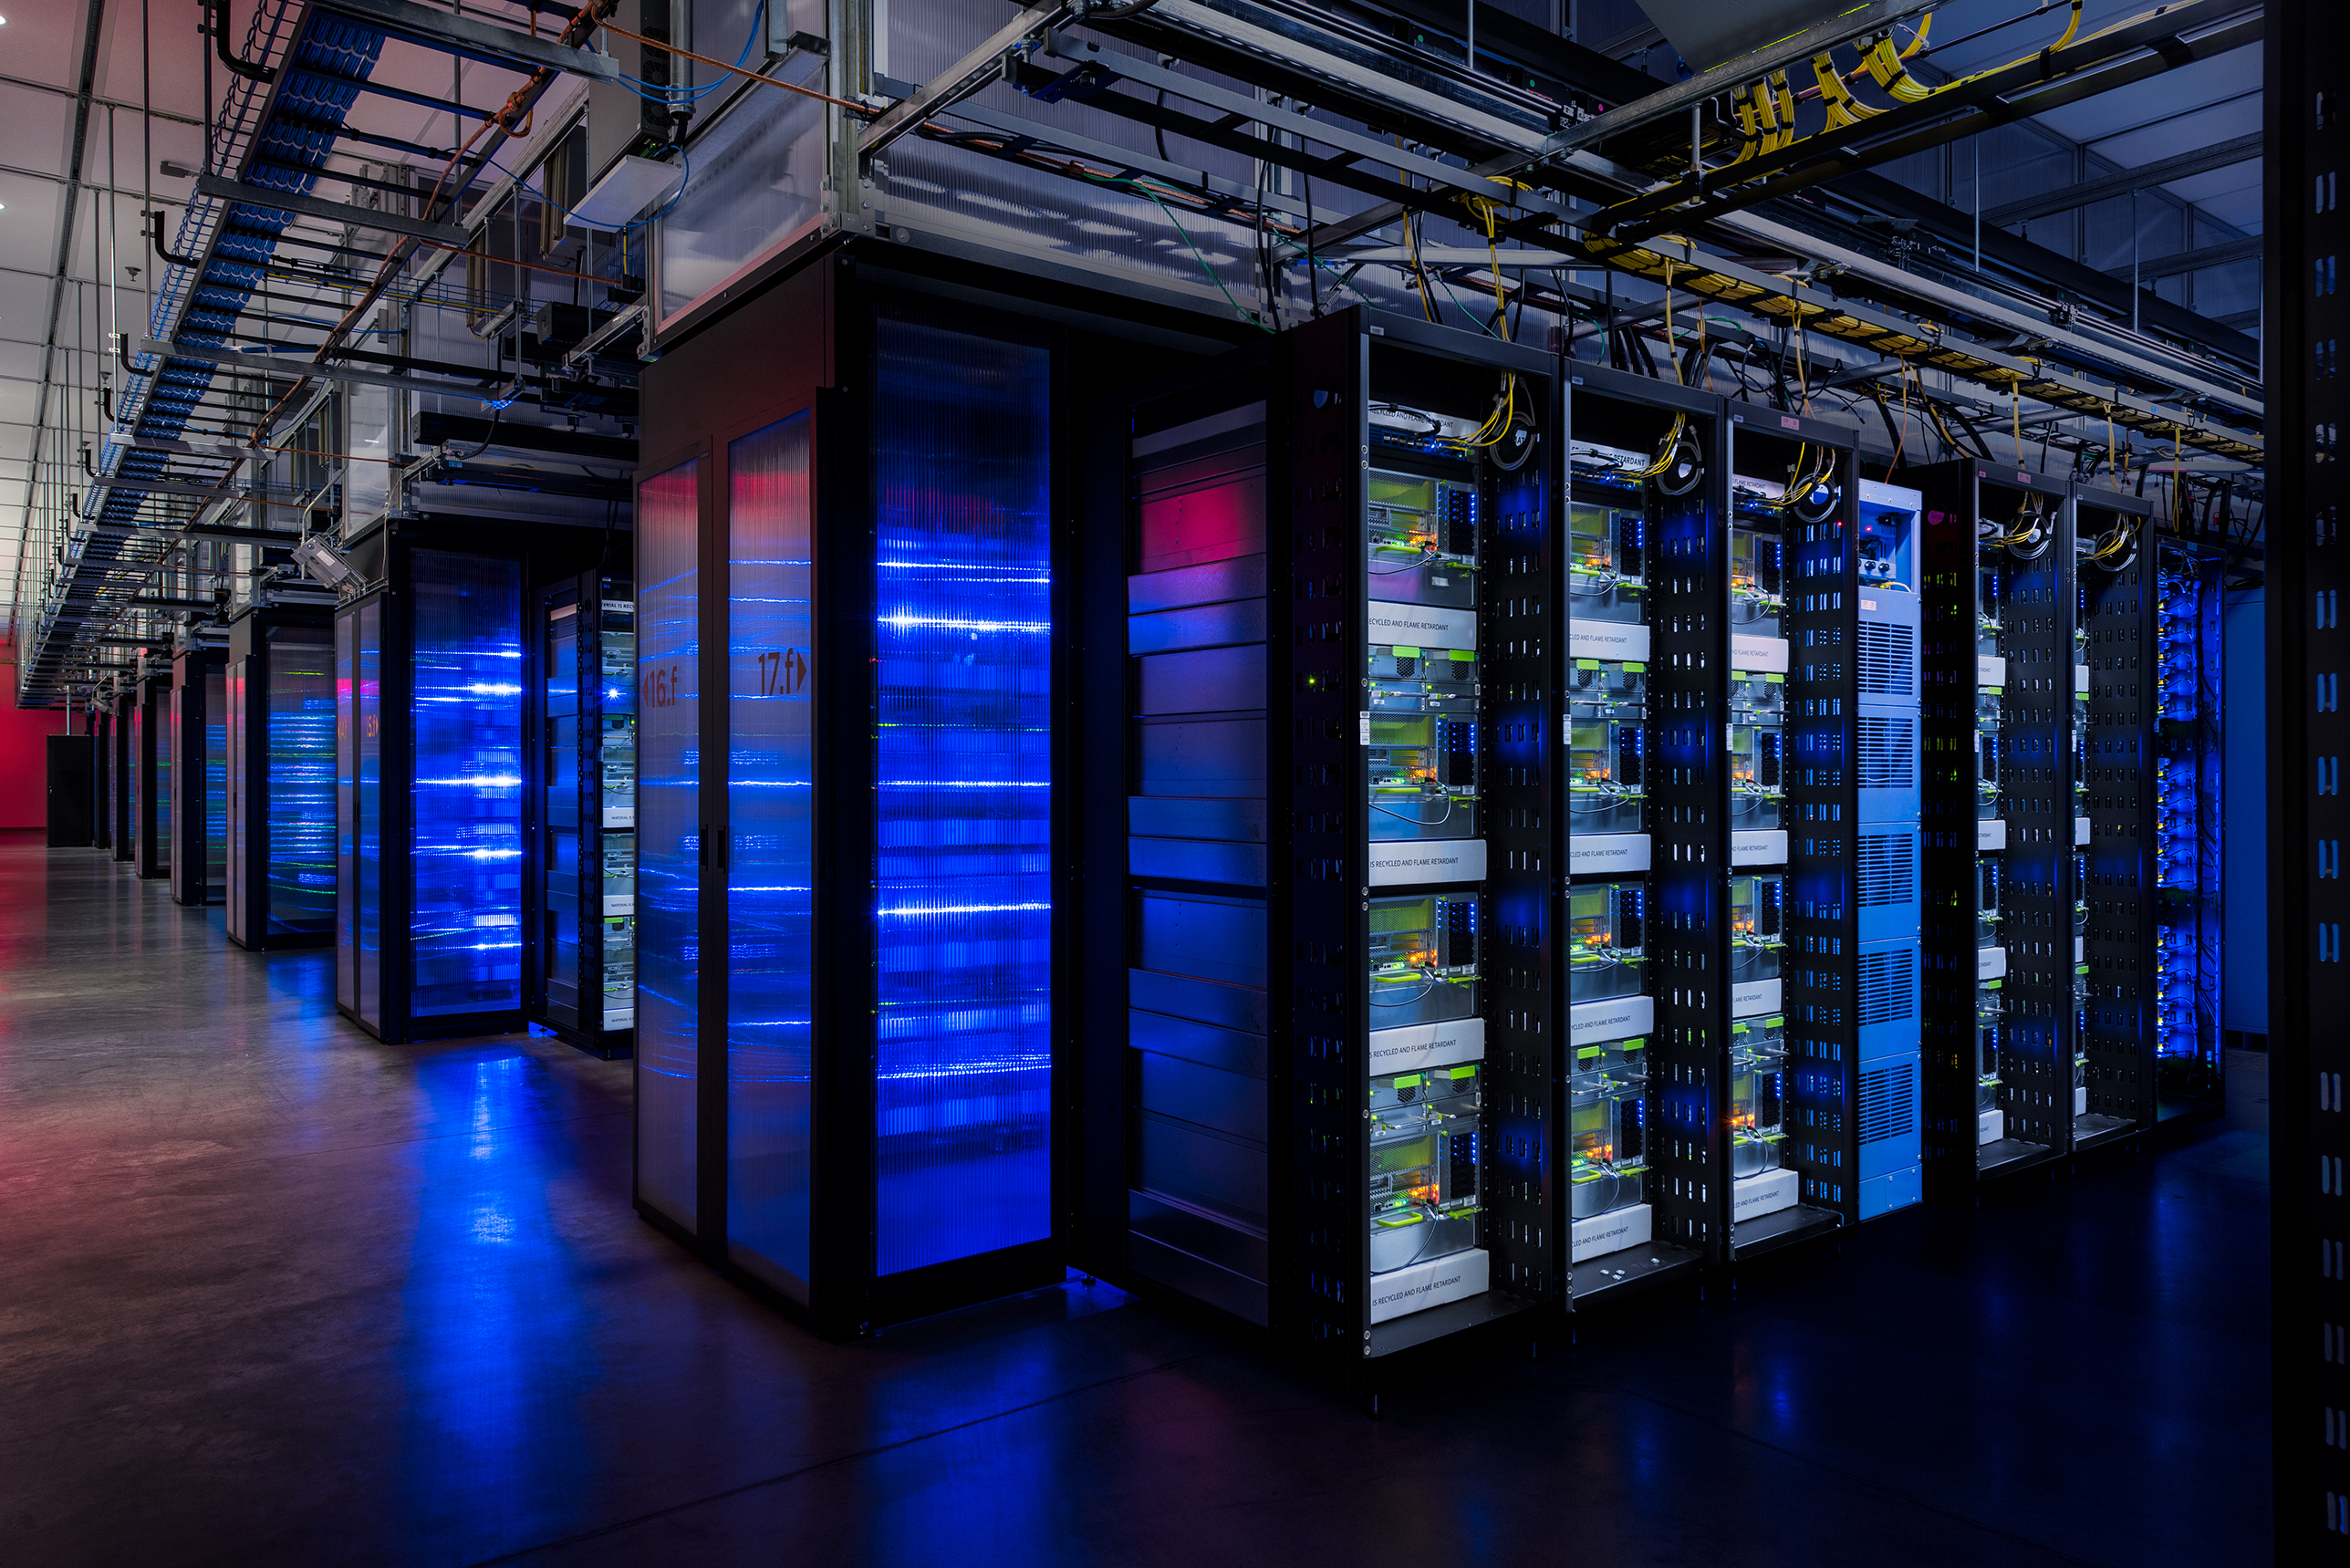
left=334, top=525, right=532, bottom=1044
left=1916, top=459, right=2083, bottom=1190
left=88, top=706, right=110, bottom=853
left=171, top=645, right=228, bottom=907
left=633, top=265, right=1066, bottom=1336
left=45, top=735, right=96, bottom=846
left=2074, top=483, right=2224, bottom=1129
left=1556, top=363, right=1724, bottom=1300
left=1728, top=411, right=1923, bottom=1253
left=225, top=607, right=337, bottom=950
left=131, top=670, right=172, bottom=880
left=1089, top=309, right=1561, bottom=1373
left=525, top=570, right=637, bottom=1056
left=109, top=692, right=132, bottom=863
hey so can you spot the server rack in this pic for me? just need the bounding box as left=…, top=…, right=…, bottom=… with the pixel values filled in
left=2074, top=483, right=2224, bottom=1127
left=334, top=527, right=531, bottom=1044
left=525, top=570, right=637, bottom=1056
left=131, top=670, right=172, bottom=880
left=634, top=261, right=1065, bottom=1335
left=1728, top=412, right=1923, bottom=1253
left=1090, top=308, right=1561, bottom=1373
left=1558, top=363, right=1724, bottom=1300
left=171, top=645, right=228, bottom=908
left=109, top=691, right=133, bottom=863
left=1915, top=459, right=2082, bottom=1191
left=88, top=705, right=110, bottom=853
left=225, top=607, right=337, bottom=950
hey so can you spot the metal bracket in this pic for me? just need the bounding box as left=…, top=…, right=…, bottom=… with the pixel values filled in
left=318, top=0, right=620, bottom=83
left=194, top=174, right=468, bottom=248
left=858, top=3, right=1073, bottom=166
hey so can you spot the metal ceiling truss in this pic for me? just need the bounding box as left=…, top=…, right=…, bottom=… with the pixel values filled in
left=19, top=0, right=619, bottom=706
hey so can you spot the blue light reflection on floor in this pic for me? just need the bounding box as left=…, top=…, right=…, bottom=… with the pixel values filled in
left=869, top=316, right=1053, bottom=1276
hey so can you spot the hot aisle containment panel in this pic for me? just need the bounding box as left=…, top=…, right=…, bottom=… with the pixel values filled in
left=2075, top=483, right=2224, bottom=1128
left=526, top=573, right=637, bottom=1056
left=171, top=646, right=228, bottom=908
left=1090, top=308, right=1561, bottom=1372
left=133, top=671, right=171, bottom=880
left=1731, top=413, right=1924, bottom=1254
left=335, top=532, right=530, bottom=1044
left=1916, top=460, right=2079, bottom=1190
left=226, top=608, right=337, bottom=951
left=633, top=260, right=1066, bottom=1335
left=1558, top=363, right=1727, bottom=1299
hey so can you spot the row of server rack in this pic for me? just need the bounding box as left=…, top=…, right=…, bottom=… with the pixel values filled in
left=1090, top=314, right=2223, bottom=1370
left=79, top=524, right=640, bottom=1056
left=64, top=298, right=2221, bottom=1381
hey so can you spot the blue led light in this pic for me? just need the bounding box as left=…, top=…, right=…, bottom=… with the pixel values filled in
left=267, top=630, right=336, bottom=934
left=870, top=316, right=1053, bottom=1277
left=408, top=552, right=525, bottom=1020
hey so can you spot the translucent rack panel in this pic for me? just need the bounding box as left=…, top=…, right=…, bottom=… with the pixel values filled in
left=1366, top=712, right=1480, bottom=843
left=1566, top=501, right=1644, bottom=624
left=266, top=631, right=335, bottom=934
left=1367, top=1062, right=1483, bottom=1276
left=1569, top=879, right=1645, bottom=1004
left=1731, top=873, right=1785, bottom=994
left=1366, top=468, right=1477, bottom=609
left=1567, top=659, right=1644, bottom=836
left=1730, top=1014, right=1788, bottom=1178
left=1367, top=891, right=1481, bottom=1028
left=1569, top=1037, right=1648, bottom=1223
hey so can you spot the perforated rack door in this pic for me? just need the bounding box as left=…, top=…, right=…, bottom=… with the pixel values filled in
left=2080, top=498, right=2158, bottom=1131
left=1647, top=413, right=1730, bottom=1260
left=1480, top=382, right=1565, bottom=1308
left=1274, top=316, right=1371, bottom=1364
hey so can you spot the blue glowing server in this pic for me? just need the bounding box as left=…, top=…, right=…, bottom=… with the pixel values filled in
left=632, top=264, right=1059, bottom=1333
left=1732, top=411, right=1924, bottom=1251
left=132, top=668, right=172, bottom=881
left=170, top=645, right=228, bottom=908
left=2074, top=483, right=2224, bottom=1127
left=226, top=607, right=338, bottom=951
left=333, top=530, right=530, bottom=1044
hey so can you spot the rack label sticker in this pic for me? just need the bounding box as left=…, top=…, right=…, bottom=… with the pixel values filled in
left=1570, top=1203, right=1651, bottom=1263
left=1367, top=838, right=1487, bottom=887
left=1367, top=1248, right=1490, bottom=1324
left=1732, top=979, right=1783, bottom=1019
left=1978, top=655, right=2006, bottom=688
left=1730, top=634, right=1791, bottom=673
left=1367, top=1018, right=1487, bottom=1076
left=1979, top=818, right=2008, bottom=852
left=1570, top=833, right=1651, bottom=873
left=2074, top=815, right=2091, bottom=846
left=1731, top=830, right=1787, bottom=867
left=1367, top=600, right=1476, bottom=652
left=1570, top=994, right=1656, bottom=1046
left=1733, top=1168, right=1800, bottom=1221
left=1568, top=621, right=1650, bottom=662
left=1979, top=946, right=2007, bottom=981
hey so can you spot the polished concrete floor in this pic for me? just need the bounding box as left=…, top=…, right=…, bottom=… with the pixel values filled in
left=1, top=836, right=2270, bottom=1566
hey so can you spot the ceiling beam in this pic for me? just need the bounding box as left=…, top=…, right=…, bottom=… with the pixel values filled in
left=2103, top=234, right=2265, bottom=281
left=193, top=174, right=469, bottom=247
left=1984, top=132, right=2265, bottom=226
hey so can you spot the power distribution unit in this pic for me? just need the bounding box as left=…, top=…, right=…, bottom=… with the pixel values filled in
left=2074, top=483, right=2223, bottom=1127
left=525, top=570, right=637, bottom=1056
left=334, top=528, right=532, bottom=1044
left=224, top=607, right=337, bottom=951
left=1916, top=459, right=2085, bottom=1188
left=1088, top=309, right=1564, bottom=1368
left=131, top=670, right=172, bottom=881
left=1729, top=411, right=1923, bottom=1251
left=632, top=261, right=1066, bottom=1335
left=170, top=645, right=228, bottom=908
